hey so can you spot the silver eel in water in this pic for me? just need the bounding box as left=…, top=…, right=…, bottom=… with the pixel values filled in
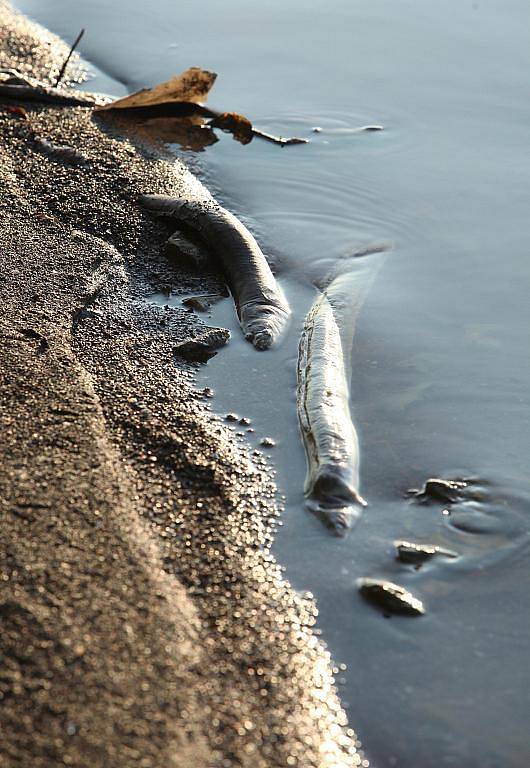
left=140, top=191, right=290, bottom=350
left=297, top=250, right=388, bottom=534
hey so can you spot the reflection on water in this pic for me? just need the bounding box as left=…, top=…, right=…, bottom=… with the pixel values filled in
left=18, top=0, right=530, bottom=765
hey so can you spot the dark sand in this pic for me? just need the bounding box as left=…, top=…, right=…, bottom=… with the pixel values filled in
left=0, top=4, right=364, bottom=766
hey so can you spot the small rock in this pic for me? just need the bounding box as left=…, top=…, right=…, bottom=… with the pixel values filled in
left=165, top=230, right=210, bottom=266
left=239, top=417, right=251, bottom=426
left=174, top=327, right=229, bottom=363
left=182, top=296, right=211, bottom=312
left=34, top=136, right=90, bottom=166
left=182, top=293, right=226, bottom=313
left=357, top=578, right=424, bottom=616
left=394, top=540, right=458, bottom=566
left=260, top=437, right=275, bottom=448
left=225, top=413, right=239, bottom=422
left=408, top=477, right=469, bottom=505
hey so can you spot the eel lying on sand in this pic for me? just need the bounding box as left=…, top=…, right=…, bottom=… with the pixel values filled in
left=297, top=249, right=388, bottom=534
left=140, top=191, right=290, bottom=350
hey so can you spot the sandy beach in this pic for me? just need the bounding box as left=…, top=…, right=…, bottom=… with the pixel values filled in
left=0, top=3, right=363, bottom=766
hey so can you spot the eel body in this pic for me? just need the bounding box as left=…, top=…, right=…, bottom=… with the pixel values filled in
left=140, top=193, right=290, bottom=350
left=297, top=251, right=387, bottom=534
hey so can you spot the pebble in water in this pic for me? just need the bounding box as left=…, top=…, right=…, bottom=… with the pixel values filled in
left=357, top=578, right=425, bottom=616
left=225, top=413, right=239, bottom=422
left=173, top=327, right=229, bottom=363
left=395, top=540, right=458, bottom=566
left=408, top=477, right=470, bottom=505
left=260, top=437, right=276, bottom=448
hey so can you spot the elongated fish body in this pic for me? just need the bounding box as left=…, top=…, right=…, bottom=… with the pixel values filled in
left=297, top=252, right=386, bottom=534
left=298, top=292, right=366, bottom=533
left=140, top=193, right=290, bottom=349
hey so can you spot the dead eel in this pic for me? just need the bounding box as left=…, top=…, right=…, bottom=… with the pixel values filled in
left=297, top=250, right=388, bottom=534
left=140, top=192, right=290, bottom=349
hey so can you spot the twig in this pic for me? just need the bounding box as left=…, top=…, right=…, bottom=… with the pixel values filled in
left=250, top=128, right=308, bottom=146
left=54, top=28, right=85, bottom=88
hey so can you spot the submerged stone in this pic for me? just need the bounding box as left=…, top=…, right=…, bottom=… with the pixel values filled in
left=408, top=477, right=470, bottom=505
left=357, top=578, right=425, bottom=616
left=173, top=327, right=229, bottom=363
left=394, top=540, right=458, bottom=566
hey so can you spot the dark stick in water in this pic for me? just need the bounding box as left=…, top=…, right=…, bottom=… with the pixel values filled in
left=140, top=189, right=290, bottom=349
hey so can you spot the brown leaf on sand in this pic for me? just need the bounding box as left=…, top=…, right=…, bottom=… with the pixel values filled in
left=3, top=104, right=28, bottom=119
left=95, top=67, right=217, bottom=112
left=209, top=112, right=254, bottom=145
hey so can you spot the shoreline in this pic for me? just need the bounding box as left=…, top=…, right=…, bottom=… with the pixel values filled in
left=0, top=3, right=364, bottom=767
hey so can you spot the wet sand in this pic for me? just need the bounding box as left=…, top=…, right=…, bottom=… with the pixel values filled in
left=0, top=4, right=364, bottom=766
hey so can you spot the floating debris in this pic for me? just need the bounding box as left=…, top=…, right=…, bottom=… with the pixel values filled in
left=408, top=477, right=470, bottom=505
left=182, top=294, right=225, bottom=313
left=95, top=67, right=307, bottom=147
left=173, top=327, right=229, bottom=363
left=357, top=578, right=425, bottom=616
left=394, top=540, right=458, bottom=566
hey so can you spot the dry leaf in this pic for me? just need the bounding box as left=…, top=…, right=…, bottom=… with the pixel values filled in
left=209, top=112, right=254, bottom=145
left=3, top=104, right=28, bottom=119
left=95, top=67, right=217, bottom=112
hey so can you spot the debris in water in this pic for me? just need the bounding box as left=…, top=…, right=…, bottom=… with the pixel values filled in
left=408, top=477, right=470, bottom=505
left=209, top=111, right=253, bottom=145
left=173, top=327, right=229, bottom=363
left=95, top=67, right=307, bottom=147
left=182, top=294, right=225, bottom=313
left=357, top=578, right=425, bottom=616
left=394, top=540, right=458, bottom=566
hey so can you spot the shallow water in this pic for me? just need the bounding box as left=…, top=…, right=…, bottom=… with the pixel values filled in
left=17, top=0, right=530, bottom=765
